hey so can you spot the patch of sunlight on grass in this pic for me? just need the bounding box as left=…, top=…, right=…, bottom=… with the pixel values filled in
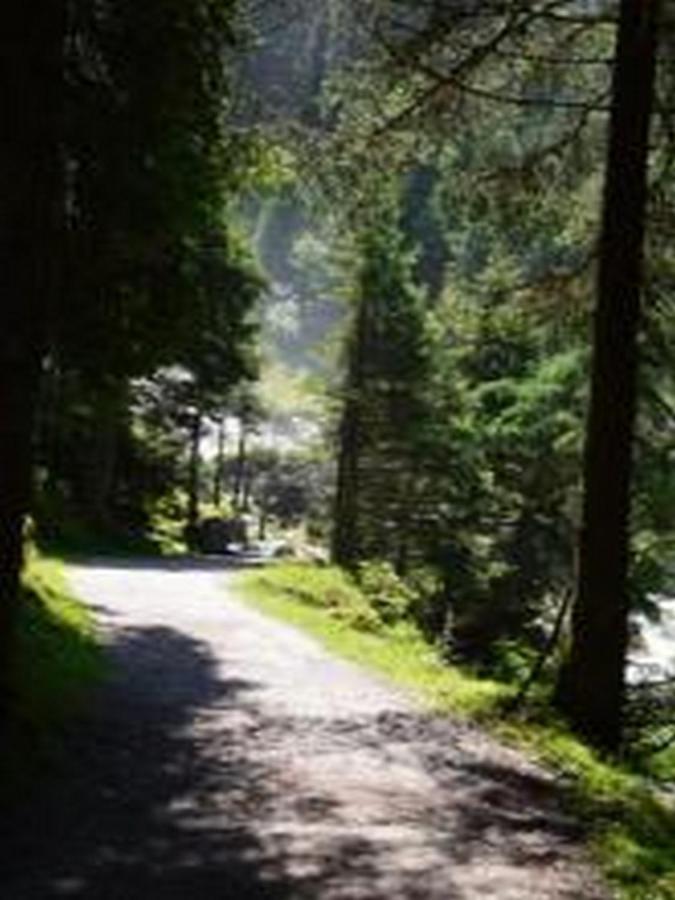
left=235, top=562, right=675, bottom=900
left=18, top=555, right=102, bottom=724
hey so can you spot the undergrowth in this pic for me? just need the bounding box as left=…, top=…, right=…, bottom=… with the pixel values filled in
left=238, top=562, right=675, bottom=900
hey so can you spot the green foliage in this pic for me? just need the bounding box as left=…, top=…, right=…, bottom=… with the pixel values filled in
left=332, top=190, right=444, bottom=568
left=486, top=639, right=541, bottom=685
left=31, top=0, right=264, bottom=552
left=356, top=560, right=415, bottom=625
left=145, top=490, right=191, bottom=556
left=59, top=0, right=245, bottom=376
left=648, top=744, right=675, bottom=784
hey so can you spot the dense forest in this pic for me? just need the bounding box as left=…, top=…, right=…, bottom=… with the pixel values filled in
left=2, top=0, right=675, bottom=798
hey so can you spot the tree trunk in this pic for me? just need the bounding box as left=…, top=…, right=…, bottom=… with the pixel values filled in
left=0, top=4, right=65, bottom=723
left=554, top=0, right=660, bottom=752
left=258, top=499, right=269, bottom=541
left=85, top=380, right=126, bottom=529
left=332, top=296, right=368, bottom=569
left=212, top=416, right=226, bottom=509
left=186, top=409, right=203, bottom=538
left=0, top=369, right=42, bottom=721
left=232, top=424, right=248, bottom=512
left=241, top=468, right=252, bottom=514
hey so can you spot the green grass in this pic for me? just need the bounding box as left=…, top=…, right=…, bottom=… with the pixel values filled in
left=237, top=562, right=675, bottom=900
left=2, top=553, right=103, bottom=799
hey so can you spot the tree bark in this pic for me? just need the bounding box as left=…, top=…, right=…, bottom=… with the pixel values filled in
left=212, top=416, right=226, bottom=509
left=258, top=499, right=269, bottom=541
left=0, top=3, right=65, bottom=722
left=555, top=0, right=660, bottom=752
left=332, top=295, right=368, bottom=568
left=85, top=380, right=126, bottom=529
left=232, top=424, right=248, bottom=512
left=186, top=409, right=203, bottom=539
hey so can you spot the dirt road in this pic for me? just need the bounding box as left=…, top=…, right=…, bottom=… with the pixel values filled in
left=0, top=559, right=609, bottom=899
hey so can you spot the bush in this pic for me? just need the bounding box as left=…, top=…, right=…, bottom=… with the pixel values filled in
left=356, top=560, right=415, bottom=625
left=487, top=638, right=540, bottom=684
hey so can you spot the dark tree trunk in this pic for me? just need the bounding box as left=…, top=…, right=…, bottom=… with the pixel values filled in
left=85, top=380, right=126, bottom=529
left=332, top=297, right=368, bottom=568
left=0, top=369, right=41, bottom=719
left=212, top=416, right=226, bottom=509
left=258, top=500, right=269, bottom=541
left=186, top=409, right=203, bottom=538
left=232, top=425, right=248, bottom=512
left=0, top=4, right=65, bottom=722
left=554, top=0, right=660, bottom=752
left=241, top=468, right=252, bottom=514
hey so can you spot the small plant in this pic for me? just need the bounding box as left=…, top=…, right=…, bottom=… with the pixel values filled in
left=488, top=638, right=540, bottom=684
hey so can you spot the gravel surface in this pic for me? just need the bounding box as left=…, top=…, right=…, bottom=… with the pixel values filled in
left=0, top=558, right=610, bottom=899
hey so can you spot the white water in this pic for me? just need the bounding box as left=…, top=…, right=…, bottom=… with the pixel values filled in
left=629, top=597, right=675, bottom=684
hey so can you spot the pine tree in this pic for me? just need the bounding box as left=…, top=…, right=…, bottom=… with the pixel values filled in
left=332, top=198, right=439, bottom=571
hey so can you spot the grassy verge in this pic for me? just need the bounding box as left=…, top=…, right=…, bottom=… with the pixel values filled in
left=237, top=562, right=675, bottom=900
left=2, top=553, right=103, bottom=798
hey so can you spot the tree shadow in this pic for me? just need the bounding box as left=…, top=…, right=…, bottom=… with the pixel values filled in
left=0, top=621, right=606, bottom=899
left=69, top=554, right=256, bottom=573
left=0, top=625, right=396, bottom=899
left=316, top=712, right=605, bottom=898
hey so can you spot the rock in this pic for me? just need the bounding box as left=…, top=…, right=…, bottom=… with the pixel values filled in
left=192, top=517, right=249, bottom=555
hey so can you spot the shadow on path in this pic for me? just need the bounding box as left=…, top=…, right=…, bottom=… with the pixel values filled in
left=1, top=624, right=422, bottom=899
left=67, top=555, right=252, bottom=573
left=1, top=625, right=297, bottom=898
left=0, top=573, right=606, bottom=899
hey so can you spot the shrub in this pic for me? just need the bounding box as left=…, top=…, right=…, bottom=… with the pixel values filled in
left=356, top=560, right=415, bottom=625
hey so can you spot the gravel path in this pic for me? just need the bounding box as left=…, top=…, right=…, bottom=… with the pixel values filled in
left=1, top=559, right=610, bottom=899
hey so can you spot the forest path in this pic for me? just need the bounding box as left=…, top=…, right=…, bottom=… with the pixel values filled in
left=1, top=559, right=608, bottom=899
